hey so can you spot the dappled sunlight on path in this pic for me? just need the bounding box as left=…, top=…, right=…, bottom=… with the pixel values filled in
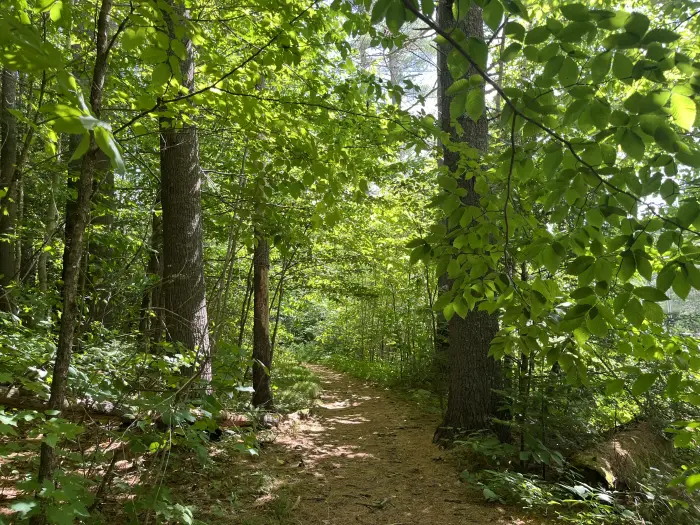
left=240, top=365, right=536, bottom=525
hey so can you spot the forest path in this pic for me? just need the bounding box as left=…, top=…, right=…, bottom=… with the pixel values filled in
left=210, top=365, right=536, bottom=525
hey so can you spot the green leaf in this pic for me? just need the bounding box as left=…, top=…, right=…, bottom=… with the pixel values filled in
left=586, top=309, right=608, bottom=337
left=568, top=256, right=595, bottom=276
left=633, top=286, right=668, bottom=302
left=590, top=51, right=612, bottom=83
left=657, top=264, right=676, bottom=292
left=670, top=94, right=696, bottom=131
left=466, top=88, right=485, bottom=122
left=524, top=26, right=550, bottom=45
left=624, top=12, right=649, bottom=37
left=452, top=0, right=471, bottom=21
left=467, top=37, right=488, bottom=70
left=612, top=52, right=633, bottom=80
left=643, top=301, right=664, bottom=324
left=501, top=42, right=522, bottom=62
left=642, top=28, right=680, bottom=44
left=94, top=126, right=126, bottom=175
left=620, top=129, right=645, bottom=160
left=542, top=245, right=562, bottom=274
left=560, top=3, right=589, bottom=22
left=371, top=0, right=392, bottom=24
left=624, top=297, right=645, bottom=327
left=605, top=378, right=625, bottom=395
left=446, top=79, right=469, bottom=96
left=151, top=62, right=172, bottom=88
left=672, top=270, right=691, bottom=299
left=502, top=0, right=529, bottom=21
left=483, top=0, right=504, bottom=32
left=385, top=1, right=406, bottom=34
left=450, top=92, right=467, bottom=121
left=687, top=473, right=700, bottom=491
left=421, top=0, right=434, bottom=16
left=504, top=21, right=525, bottom=41
left=631, top=372, right=658, bottom=396
left=619, top=251, right=636, bottom=282
left=557, top=21, right=596, bottom=43
left=447, top=49, right=469, bottom=80
left=666, top=372, right=682, bottom=398
left=69, top=133, right=90, bottom=162
left=558, top=56, right=579, bottom=86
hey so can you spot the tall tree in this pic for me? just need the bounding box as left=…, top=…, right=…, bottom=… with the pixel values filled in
left=159, top=1, right=212, bottom=383
left=252, top=227, right=273, bottom=408
left=433, top=1, right=503, bottom=442
left=0, top=68, right=18, bottom=311
left=33, top=0, right=115, bottom=508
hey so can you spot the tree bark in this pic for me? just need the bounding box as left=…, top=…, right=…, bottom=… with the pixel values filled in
left=0, top=69, right=18, bottom=312
left=32, top=0, right=115, bottom=509
left=252, top=230, right=273, bottom=408
left=434, top=1, right=504, bottom=443
left=139, top=194, right=163, bottom=346
left=159, top=0, right=212, bottom=383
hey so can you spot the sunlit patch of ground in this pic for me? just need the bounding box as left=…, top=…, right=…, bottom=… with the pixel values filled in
left=161, top=365, right=545, bottom=525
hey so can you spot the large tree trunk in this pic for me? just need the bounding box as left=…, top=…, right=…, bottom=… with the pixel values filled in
left=252, top=230, right=273, bottom=408
left=0, top=69, right=19, bottom=312
left=32, top=0, right=114, bottom=510
left=159, top=1, right=212, bottom=383
left=434, top=1, right=504, bottom=442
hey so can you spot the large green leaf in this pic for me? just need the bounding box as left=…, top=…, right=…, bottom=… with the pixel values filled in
left=466, top=87, right=485, bottom=122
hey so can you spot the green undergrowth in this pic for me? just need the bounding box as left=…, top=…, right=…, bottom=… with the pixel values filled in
left=455, top=431, right=700, bottom=525
left=297, top=347, right=443, bottom=415
left=271, top=352, right=322, bottom=413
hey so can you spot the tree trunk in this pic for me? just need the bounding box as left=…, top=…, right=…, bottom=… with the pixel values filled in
left=0, top=69, right=18, bottom=312
left=89, top=151, right=115, bottom=326
left=139, top=194, right=164, bottom=346
left=252, top=229, right=273, bottom=408
left=434, top=1, right=504, bottom=443
left=238, top=257, right=254, bottom=350
left=33, top=0, right=114, bottom=507
left=159, top=1, right=212, bottom=383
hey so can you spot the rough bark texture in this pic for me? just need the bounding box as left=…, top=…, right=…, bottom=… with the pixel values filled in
left=159, top=1, right=212, bottom=383
left=0, top=69, right=18, bottom=311
left=33, top=0, right=114, bottom=497
left=434, top=1, right=502, bottom=442
left=252, top=231, right=273, bottom=408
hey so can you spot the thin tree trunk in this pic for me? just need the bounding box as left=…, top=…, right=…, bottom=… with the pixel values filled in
left=139, top=194, right=163, bottom=346
left=252, top=229, right=273, bottom=408
left=238, top=257, right=254, bottom=350
left=159, top=0, right=212, bottom=383
left=33, top=0, right=114, bottom=509
left=434, top=2, right=504, bottom=443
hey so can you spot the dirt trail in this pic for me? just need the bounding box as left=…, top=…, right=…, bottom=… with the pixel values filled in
left=225, top=365, right=534, bottom=525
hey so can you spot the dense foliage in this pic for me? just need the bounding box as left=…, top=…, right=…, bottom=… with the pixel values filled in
left=1, top=0, right=700, bottom=523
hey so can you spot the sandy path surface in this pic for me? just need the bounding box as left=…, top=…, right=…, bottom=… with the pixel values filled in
left=228, top=365, right=534, bottom=525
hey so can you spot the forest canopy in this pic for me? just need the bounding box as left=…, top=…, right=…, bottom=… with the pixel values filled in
left=1, top=0, right=700, bottom=523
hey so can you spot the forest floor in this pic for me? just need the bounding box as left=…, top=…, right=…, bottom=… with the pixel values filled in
left=170, top=365, right=540, bottom=525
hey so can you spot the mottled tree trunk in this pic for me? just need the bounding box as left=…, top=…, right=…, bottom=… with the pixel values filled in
left=33, top=0, right=114, bottom=510
left=159, top=0, right=212, bottom=383
left=252, top=230, right=273, bottom=408
left=434, top=1, right=504, bottom=442
left=0, top=69, right=18, bottom=312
